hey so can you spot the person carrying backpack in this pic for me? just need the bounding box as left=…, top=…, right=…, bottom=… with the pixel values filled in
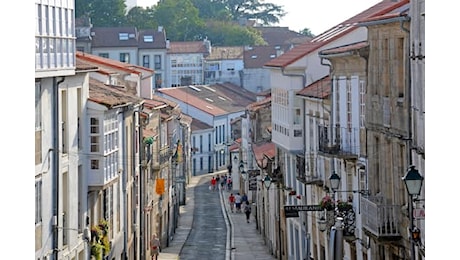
left=243, top=201, right=251, bottom=223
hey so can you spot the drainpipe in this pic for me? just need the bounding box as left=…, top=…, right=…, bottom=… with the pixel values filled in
left=319, top=57, right=336, bottom=174
left=138, top=105, right=146, bottom=260
left=400, top=16, right=412, bottom=166
left=400, top=16, right=416, bottom=260
left=53, top=76, right=65, bottom=260
left=120, top=108, right=128, bottom=260
left=280, top=67, right=306, bottom=259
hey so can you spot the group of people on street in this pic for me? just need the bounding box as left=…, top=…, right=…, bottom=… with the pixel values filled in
left=210, top=174, right=233, bottom=191
left=228, top=192, right=251, bottom=223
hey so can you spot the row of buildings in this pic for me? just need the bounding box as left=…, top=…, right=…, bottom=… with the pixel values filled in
left=234, top=0, right=425, bottom=259
left=75, top=19, right=311, bottom=93
left=35, top=0, right=424, bottom=259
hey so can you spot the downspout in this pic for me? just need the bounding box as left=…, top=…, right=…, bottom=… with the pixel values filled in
left=138, top=105, right=146, bottom=260
left=53, top=76, right=65, bottom=260
left=401, top=16, right=416, bottom=260
left=119, top=108, right=128, bottom=260
left=280, top=67, right=306, bottom=259
left=400, top=17, right=412, bottom=166
left=320, top=56, right=335, bottom=174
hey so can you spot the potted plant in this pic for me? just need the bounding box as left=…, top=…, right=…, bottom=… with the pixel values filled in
left=90, top=219, right=111, bottom=260
left=337, top=200, right=353, bottom=212
left=320, top=195, right=335, bottom=211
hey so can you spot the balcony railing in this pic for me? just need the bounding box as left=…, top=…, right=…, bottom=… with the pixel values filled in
left=295, top=154, right=323, bottom=185
left=360, top=195, right=401, bottom=239
left=318, top=125, right=359, bottom=159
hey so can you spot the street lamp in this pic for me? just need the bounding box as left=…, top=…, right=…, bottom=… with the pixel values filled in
left=263, top=175, right=272, bottom=189
left=402, top=165, right=424, bottom=197
left=329, top=171, right=341, bottom=191
left=402, top=165, right=424, bottom=260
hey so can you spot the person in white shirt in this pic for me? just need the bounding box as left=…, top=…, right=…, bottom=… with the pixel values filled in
left=235, top=193, right=242, bottom=213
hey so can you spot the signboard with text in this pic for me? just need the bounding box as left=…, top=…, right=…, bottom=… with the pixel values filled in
left=284, top=205, right=323, bottom=218
left=248, top=169, right=260, bottom=191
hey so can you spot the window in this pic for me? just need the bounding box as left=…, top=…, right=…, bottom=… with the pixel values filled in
left=120, top=53, right=130, bottom=63
left=119, top=33, right=128, bottom=40
left=35, top=81, right=42, bottom=165
left=154, top=55, right=161, bottom=69
left=99, top=53, right=109, bottom=58
left=155, top=73, right=162, bottom=88
left=35, top=179, right=42, bottom=224
left=91, top=159, right=99, bottom=169
left=199, top=135, right=203, bottom=153
left=143, top=35, right=153, bottom=42
left=293, top=108, right=301, bottom=125
left=359, top=80, right=365, bottom=128
left=143, top=55, right=150, bottom=68
left=90, top=117, right=100, bottom=152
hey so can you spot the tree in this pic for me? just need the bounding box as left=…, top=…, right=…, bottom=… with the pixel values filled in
left=204, top=20, right=266, bottom=46
left=223, top=0, right=286, bottom=25
left=191, top=0, right=232, bottom=21
left=76, top=0, right=127, bottom=27
left=126, top=6, right=156, bottom=29
left=153, top=0, right=206, bottom=41
left=299, top=28, right=315, bottom=38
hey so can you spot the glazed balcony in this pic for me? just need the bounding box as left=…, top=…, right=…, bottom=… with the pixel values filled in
left=360, top=195, right=402, bottom=239
left=318, top=125, right=359, bottom=159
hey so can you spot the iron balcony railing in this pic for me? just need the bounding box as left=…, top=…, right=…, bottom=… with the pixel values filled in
left=360, top=195, right=401, bottom=238
left=318, top=125, right=359, bottom=158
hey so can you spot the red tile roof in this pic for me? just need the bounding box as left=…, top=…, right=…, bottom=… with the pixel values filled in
left=264, top=0, right=409, bottom=68
left=252, top=142, right=275, bottom=167
left=76, top=51, right=152, bottom=75
left=297, top=75, right=331, bottom=99
left=88, top=79, right=144, bottom=108
left=319, top=41, right=369, bottom=56
left=167, top=41, right=209, bottom=54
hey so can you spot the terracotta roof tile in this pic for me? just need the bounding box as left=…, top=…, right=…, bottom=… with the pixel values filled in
left=254, top=26, right=312, bottom=46
left=297, top=75, right=331, bottom=99
left=319, top=41, right=369, bottom=56
left=244, top=45, right=292, bottom=68
left=168, top=41, right=209, bottom=54
left=190, top=118, right=213, bottom=131
left=264, top=0, right=409, bottom=68
left=88, top=79, right=144, bottom=108
left=252, top=142, right=276, bottom=167
left=76, top=51, right=146, bottom=75
left=157, top=83, right=257, bottom=116
left=91, top=27, right=139, bottom=47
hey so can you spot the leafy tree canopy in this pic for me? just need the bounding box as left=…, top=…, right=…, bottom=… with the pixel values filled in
left=204, top=21, right=266, bottom=46
left=76, top=0, right=127, bottom=27
left=299, top=28, right=315, bottom=38
left=152, top=0, right=206, bottom=41
left=76, top=0, right=314, bottom=46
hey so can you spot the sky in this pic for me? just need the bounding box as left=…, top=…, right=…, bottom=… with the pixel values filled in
left=136, top=0, right=382, bottom=36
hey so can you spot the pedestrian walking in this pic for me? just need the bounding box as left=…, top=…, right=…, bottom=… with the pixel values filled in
left=235, top=193, right=242, bottom=213
left=215, top=175, right=220, bottom=190
left=227, top=176, right=233, bottom=191
left=220, top=175, right=226, bottom=190
left=241, top=193, right=248, bottom=203
left=243, top=201, right=252, bottom=223
left=228, top=193, right=235, bottom=213
left=210, top=176, right=217, bottom=191
left=150, top=233, right=160, bottom=260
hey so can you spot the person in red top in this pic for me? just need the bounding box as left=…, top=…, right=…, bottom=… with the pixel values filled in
left=210, top=176, right=217, bottom=191
left=228, top=193, right=235, bottom=213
